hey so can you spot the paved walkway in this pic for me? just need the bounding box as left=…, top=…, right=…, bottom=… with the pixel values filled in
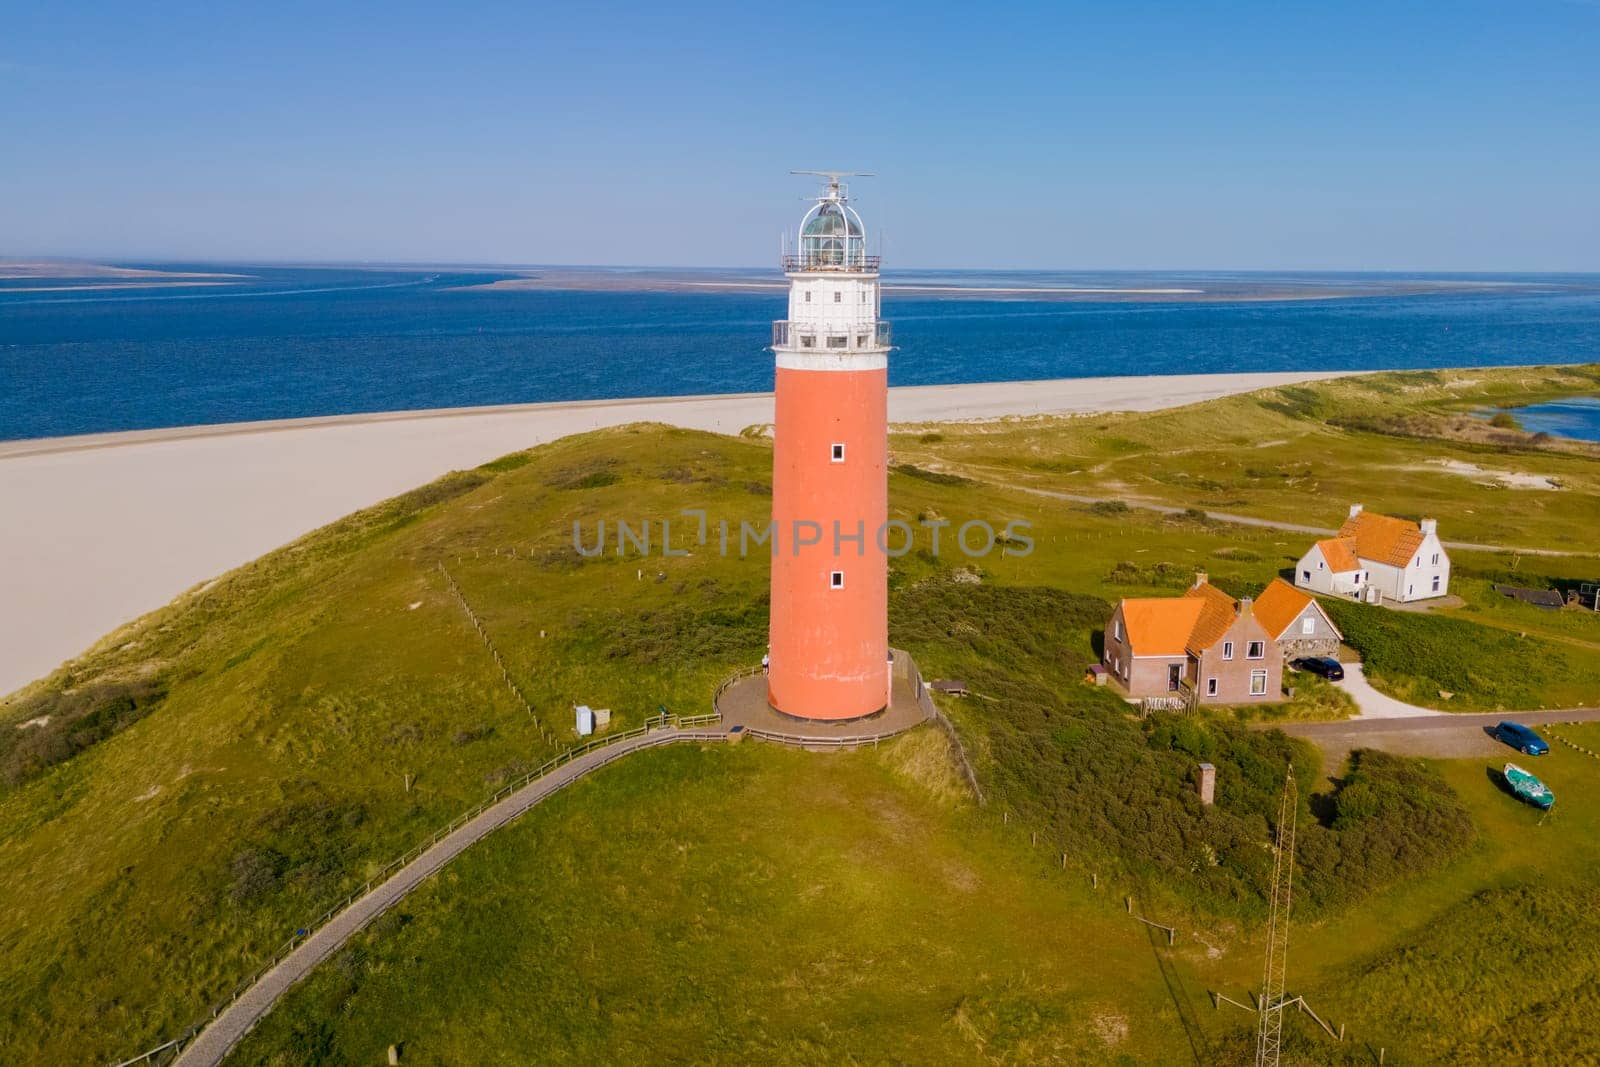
left=173, top=725, right=725, bottom=1067
left=715, top=649, right=933, bottom=743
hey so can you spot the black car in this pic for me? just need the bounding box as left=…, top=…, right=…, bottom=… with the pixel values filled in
left=1291, top=656, right=1345, bottom=681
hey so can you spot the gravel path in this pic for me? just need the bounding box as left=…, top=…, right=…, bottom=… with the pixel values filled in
left=173, top=726, right=727, bottom=1067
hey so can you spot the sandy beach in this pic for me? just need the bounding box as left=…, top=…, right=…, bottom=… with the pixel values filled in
left=0, top=371, right=1352, bottom=697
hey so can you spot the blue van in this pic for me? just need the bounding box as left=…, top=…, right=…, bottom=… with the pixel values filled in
left=1493, top=721, right=1550, bottom=756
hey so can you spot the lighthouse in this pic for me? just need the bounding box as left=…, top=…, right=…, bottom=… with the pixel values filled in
left=767, top=172, right=892, bottom=721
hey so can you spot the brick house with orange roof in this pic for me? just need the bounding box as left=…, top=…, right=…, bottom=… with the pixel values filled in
left=1294, top=504, right=1450, bottom=603
left=1102, top=573, right=1282, bottom=704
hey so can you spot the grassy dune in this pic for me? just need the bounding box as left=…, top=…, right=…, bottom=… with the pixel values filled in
left=2, top=368, right=1598, bottom=1063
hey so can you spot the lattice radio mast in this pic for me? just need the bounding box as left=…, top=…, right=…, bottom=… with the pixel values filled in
left=1256, top=764, right=1298, bottom=1067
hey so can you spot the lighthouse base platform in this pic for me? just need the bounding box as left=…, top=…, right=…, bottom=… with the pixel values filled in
left=716, top=649, right=933, bottom=743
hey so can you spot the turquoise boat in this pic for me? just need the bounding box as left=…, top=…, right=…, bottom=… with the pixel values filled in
left=1504, top=763, right=1555, bottom=810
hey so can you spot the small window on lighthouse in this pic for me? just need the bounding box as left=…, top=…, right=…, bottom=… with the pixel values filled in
left=804, top=291, right=812, bottom=303
left=830, top=570, right=845, bottom=589
left=831, top=443, right=845, bottom=462
left=833, top=291, right=842, bottom=303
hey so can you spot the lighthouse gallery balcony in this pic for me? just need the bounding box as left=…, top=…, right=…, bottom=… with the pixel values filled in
left=773, top=320, right=892, bottom=349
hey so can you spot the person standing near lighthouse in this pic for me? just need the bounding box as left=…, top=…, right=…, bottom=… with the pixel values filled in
left=767, top=172, right=893, bottom=721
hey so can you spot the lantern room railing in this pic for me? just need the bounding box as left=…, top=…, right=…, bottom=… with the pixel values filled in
left=782, top=253, right=881, bottom=273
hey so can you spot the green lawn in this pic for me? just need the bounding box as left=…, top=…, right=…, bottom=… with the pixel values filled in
left=4, top=368, right=1600, bottom=1063
left=231, top=737, right=1201, bottom=1066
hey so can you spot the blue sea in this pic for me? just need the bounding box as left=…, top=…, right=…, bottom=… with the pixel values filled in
left=3, top=265, right=1600, bottom=441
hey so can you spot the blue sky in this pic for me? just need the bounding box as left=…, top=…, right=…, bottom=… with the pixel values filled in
left=3, top=1, right=1597, bottom=269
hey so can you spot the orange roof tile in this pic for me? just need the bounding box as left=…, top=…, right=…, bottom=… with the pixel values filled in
left=1118, top=598, right=1206, bottom=657
left=1183, top=581, right=1240, bottom=651
left=1337, top=510, right=1426, bottom=568
left=1315, top=537, right=1362, bottom=573
left=1253, top=578, right=1342, bottom=641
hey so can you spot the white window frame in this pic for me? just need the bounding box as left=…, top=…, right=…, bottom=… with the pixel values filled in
left=1206, top=677, right=1218, bottom=697
left=1250, top=670, right=1268, bottom=696
left=1301, top=617, right=1316, bottom=635
left=833, top=290, right=842, bottom=303
left=804, top=291, right=812, bottom=303
left=830, top=443, right=845, bottom=463
left=1247, top=640, right=1266, bottom=660
left=1222, top=640, right=1234, bottom=660
left=1432, top=575, right=1441, bottom=592
left=830, top=570, right=844, bottom=589
left=1114, top=618, right=1123, bottom=641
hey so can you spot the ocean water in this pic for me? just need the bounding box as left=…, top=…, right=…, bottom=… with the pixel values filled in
left=3, top=266, right=1600, bottom=441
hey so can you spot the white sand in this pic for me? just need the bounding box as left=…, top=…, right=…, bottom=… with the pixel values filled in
left=0, top=371, right=1352, bottom=696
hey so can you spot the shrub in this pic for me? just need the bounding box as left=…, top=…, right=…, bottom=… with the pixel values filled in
left=1, top=677, right=169, bottom=787
left=1089, top=499, right=1130, bottom=516
left=891, top=463, right=972, bottom=485
left=1488, top=411, right=1520, bottom=429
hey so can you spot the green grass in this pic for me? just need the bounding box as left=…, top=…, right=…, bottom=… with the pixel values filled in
left=230, top=738, right=1198, bottom=1065
left=1323, top=596, right=1600, bottom=710
left=4, top=367, right=1600, bottom=1063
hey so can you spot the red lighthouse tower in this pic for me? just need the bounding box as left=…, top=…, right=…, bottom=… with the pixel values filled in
left=768, top=172, right=892, bottom=721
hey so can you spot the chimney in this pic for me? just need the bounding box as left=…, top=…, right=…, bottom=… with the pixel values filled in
left=1420, top=518, right=1437, bottom=536
left=1197, top=763, right=1216, bottom=806
left=1348, top=503, right=1364, bottom=519
left=1238, top=596, right=1254, bottom=617
left=1194, top=570, right=1209, bottom=587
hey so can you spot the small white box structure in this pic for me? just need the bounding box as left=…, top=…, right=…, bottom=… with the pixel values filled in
left=593, top=708, right=612, bottom=729
left=1197, top=762, right=1216, bottom=806
left=575, top=705, right=595, bottom=737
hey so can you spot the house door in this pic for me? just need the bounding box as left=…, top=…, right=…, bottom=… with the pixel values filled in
left=1168, top=663, right=1182, bottom=691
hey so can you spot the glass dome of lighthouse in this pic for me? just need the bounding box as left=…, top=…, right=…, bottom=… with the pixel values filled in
left=790, top=171, right=874, bottom=271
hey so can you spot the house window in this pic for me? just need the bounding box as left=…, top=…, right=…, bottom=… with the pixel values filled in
left=1432, top=575, right=1441, bottom=592
left=1408, top=584, right=1414, bottom=596
left=1318, top=561, right=1325, bottom=570
left=800, top=335, right=815, bottom=348
left=1222, top=640, right=1234, bottom=660
left=1302, top=617, right=1316, bottom=635
left=1114, top=619, right=1123, bottom=641
left=1432, top=553, right=1440, bottom=565
left=1250, top=670, right=1268, bottom=696
left=826, top=336, right=847, bottom=348
left=1301, top=570, right=1310, bottom=582
left=830, top=570, right=844, bottom=589
left=1206, top=677, right=1219, bottom=697
left=1247, top=641, right=1265, bottom=659
left=833, top=291, right=842, bottom=303
left=831, top=443, right=845, bottom=462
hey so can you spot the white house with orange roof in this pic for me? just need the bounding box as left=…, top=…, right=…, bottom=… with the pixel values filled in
left=1294, top=504, right=1450, bottom=603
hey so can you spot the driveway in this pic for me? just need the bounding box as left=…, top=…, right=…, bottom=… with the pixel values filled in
left=1326, top=662, right=1445, bottom=720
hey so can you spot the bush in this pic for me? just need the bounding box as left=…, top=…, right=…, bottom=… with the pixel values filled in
left=1488, top=411, right=1520, bottom=429
left=1088, top=499, right=1129, bottom=516
left=1, top=677, right=169, bottom=787
left=891, top=463, right=972, bottom=486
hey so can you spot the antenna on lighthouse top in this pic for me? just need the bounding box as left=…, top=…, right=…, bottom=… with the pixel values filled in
left=791, top=169, right=873, bottom=201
